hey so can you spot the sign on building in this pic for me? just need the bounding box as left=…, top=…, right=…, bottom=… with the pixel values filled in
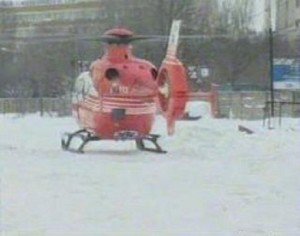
left=199, top=67, right=210, bottom=78
left=274, top=58, right=300, bottom=90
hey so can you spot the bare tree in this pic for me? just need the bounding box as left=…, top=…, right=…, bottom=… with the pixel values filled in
left=217, top=0, right=255, bottom=37
left=209, top=0, right=268, bottom=87
left=101, top=0, right=200, bottom=65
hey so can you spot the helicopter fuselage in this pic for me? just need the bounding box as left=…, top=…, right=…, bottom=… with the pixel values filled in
left=72, top=44, right=159, bottom=139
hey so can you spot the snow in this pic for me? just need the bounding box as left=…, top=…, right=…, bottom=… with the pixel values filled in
left=1, top=113, right=300, bottom=235
left=185, top=101, right=211, bottom=118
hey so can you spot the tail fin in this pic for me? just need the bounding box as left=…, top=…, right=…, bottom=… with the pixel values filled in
left=166, top=20, right=182, bottom=59
left=156, top=20, right=189, bottom=135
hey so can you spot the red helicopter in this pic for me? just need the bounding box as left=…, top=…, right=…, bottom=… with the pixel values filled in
left=61, top=20, right=219, bottom=153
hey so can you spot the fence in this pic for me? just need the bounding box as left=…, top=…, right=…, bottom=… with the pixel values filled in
left=0, top=91, right=300, bottom=119
left=0, top=97, right=71, bottom=116
left=218, top=90, right=300, bottom=119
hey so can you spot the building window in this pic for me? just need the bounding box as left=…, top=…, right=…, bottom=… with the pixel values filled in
left=296, top=0, right=300, bottom=8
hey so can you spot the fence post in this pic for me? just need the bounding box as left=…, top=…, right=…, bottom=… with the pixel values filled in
left=39, top=97, right=43, bottom=117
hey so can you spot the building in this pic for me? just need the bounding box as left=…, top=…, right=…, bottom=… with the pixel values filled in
left=0, top=0, right=106, bottom=42
left=273, top=0, right=300, bottom=58
left=276, top=0, right=300, bottom=36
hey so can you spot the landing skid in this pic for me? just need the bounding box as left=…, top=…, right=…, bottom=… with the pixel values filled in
left=135, top=134, right=167, bottom=154
left=61, top=130, right=167, bottom=154
left=61, top=129, right=100, bottom=153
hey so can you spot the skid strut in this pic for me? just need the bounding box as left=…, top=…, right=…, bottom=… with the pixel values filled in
left=114, top=131, right=167, bottom=154
left=61, top=129, right=100, bottom=153
left=135, top=134, right=167, bottom=154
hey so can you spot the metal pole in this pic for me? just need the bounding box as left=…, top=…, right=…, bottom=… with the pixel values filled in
left=266, top=0, right=275, bottom=117
left=269, top=27, right=275, bottom=117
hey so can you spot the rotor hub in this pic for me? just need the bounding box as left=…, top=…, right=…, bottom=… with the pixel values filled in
left=104, top=28, right=134, bottom=38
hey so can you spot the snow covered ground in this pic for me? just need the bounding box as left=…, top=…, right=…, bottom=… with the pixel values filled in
left=0, top=112, right=300, bottom=235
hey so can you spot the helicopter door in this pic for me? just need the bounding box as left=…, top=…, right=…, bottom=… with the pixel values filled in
left=157, top=20, right=189, bottom=135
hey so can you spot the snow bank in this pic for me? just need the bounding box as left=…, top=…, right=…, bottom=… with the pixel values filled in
left=185, top=101, right=211, bottom=118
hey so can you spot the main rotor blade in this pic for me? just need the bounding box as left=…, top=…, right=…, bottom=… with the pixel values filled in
left=0, top=33, right=231, bottom=45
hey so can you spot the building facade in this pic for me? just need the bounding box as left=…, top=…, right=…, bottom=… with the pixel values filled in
left=274, top=0, right=300, bottom=58
left=276, top=0, right=300, bottom=35
left=0, top=0, right=105, bottom=41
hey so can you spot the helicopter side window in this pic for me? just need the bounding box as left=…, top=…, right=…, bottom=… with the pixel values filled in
left=105, top=68, right=120, bottom=81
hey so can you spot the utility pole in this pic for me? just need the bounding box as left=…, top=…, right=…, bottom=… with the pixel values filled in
left=267, top=0, right=275, bottom=117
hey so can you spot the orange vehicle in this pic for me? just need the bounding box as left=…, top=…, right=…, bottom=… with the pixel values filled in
left=61, top=20, right=219, bottom=153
